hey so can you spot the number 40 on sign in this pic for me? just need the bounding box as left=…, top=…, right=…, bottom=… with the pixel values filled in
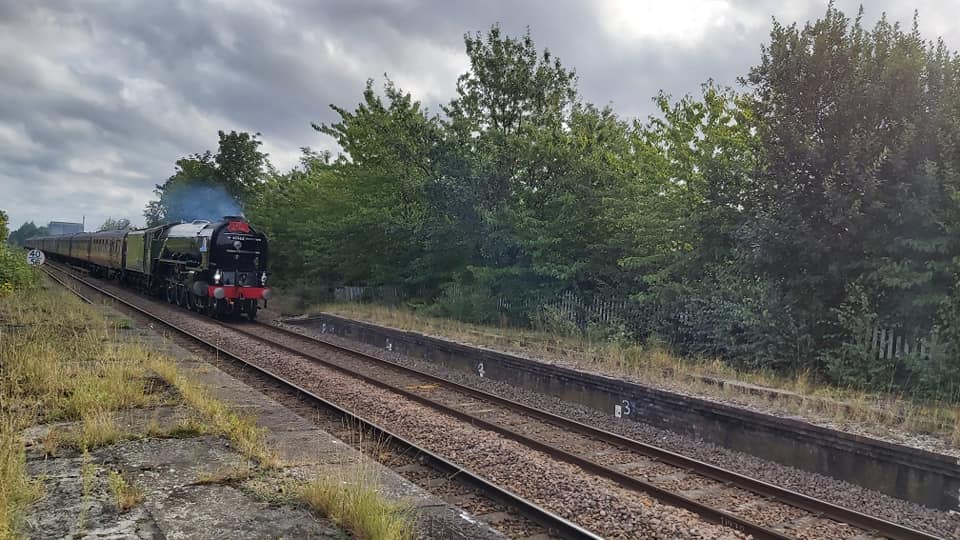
left=26, top=249, right=46, bottom=266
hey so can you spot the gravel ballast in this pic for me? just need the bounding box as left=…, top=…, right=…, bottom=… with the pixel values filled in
left=70, top=277, right=750, bottom=540
left=278, top=318, right=960, bottom=540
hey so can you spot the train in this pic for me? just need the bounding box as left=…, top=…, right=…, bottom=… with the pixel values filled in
left=24, top=216, right=272, bottom=319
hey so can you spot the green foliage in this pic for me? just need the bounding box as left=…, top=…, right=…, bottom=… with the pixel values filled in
left=0, top=210, right=38, bottom=295
left=820, top=280, right=960, bottom=400
left=181, top=11, right=960, bottom=399
left=97, top=217, right=130, bottom=231
left=6, top=222, right=48, bottom=246
left=430, top=273, right=502, bottom=325
left=0, top=244, right=38, bottom=297
left=0, top=210, right=8, bottom=242
left=144, top=131, right=268, bottom=226
left=447, top=24, right=576, bottom=136
left=742, top=6, right=960, bottom=357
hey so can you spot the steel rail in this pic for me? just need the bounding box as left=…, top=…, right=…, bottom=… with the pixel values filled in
left=257, top=321, right=944, bottom=540
left=216, top=321, right=791, bottom=539
left=40, top=264, right=600, bottom=540
left=47, top=264, right=943, bottom=540
left=41, top=265, right=95, bottom=304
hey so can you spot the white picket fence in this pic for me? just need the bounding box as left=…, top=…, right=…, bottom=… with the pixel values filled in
left=333, top=286, right=403, bottom=302
left=329, top=285, right=936, bottom=358
left=866, top=327, right=938, bottom=360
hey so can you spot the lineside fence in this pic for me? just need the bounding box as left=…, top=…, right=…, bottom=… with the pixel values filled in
left=325, top=285, right=937, bottom=360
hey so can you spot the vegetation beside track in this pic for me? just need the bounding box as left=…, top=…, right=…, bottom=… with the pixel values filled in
left=8, top=4, right=960, bottom=401
left=0, top=213, right=38, bottom=297
left=246, top=4, right=960, bottom=404
left=0, top=276, right=414, bottom=539
left=311, top=301, right=960, bottom=447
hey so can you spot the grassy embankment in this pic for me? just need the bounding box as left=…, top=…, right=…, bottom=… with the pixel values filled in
left=0, top=270, right=413, bottom=540
left=309, top=302, right=960, bottom=446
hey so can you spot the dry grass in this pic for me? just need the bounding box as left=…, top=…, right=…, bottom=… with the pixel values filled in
left=148, top=360, right=279, bottom=468
left=297, top=473, right=414, bottom=540
left=107, top=471, right=144, bottom=512
left=294, top=428, right=414, bottom=540
left=146, top=416, right=213, bottom=439
left=0, top=414, right=43, bottom=540
left=195, top=462, right=254, bottom=485
left=315, top=302, right=960, bottom=446
left=0, top=283, right=157, bottom=537
left=155, top=355, right=418, bottom=539
left=1, top=283, right=417, bottom=539
left=0, top=285, right=113, bottom=538
left=75, top=450, right=95, bottom=535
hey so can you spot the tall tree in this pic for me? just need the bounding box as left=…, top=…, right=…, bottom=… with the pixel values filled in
left=7, top=221, right=48, bottom=246
left=743, top=5, right=960, bottom=379
left=438, top=25, right=581, bottom=301
left=0, top=210, right=8, bottom=241
left=444, top=25, right=577, bottom=209
left=97, top=217, right=131, bottom=231
left=145, top=132, right=268, bottom=226
left=215, top=130, right=268, bottom=201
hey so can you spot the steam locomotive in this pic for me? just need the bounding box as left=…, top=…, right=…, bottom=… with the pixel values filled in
left=24, top=216, right=271, bottom=319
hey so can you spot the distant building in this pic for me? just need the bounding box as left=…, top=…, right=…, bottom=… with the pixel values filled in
left=48, top=221, right=83, bottom=235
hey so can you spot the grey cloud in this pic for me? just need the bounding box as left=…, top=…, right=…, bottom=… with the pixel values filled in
left=2, top=0, right=959, bottom=233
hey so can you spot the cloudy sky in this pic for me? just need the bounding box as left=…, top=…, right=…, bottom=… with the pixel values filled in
left=2, top=0, right=959, bottom=232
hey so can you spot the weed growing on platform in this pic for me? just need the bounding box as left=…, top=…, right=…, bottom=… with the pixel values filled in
left=146, top=416, right=213, bottom=439
left=296, top=429, right=414, bottom=540
left=107, top=471, right=143, bottom=512
left=148, top=360, right=278, bottom=468
left=298, top=474, right=414, bottom=540
left=195, top=462, right=254, bottom=485
left=0, top=414, right=43, bottom=540
left=0, top=283, right=152, bottom=537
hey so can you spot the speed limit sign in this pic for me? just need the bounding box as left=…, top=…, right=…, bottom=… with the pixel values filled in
left=26, top=249, right=45, bottom=266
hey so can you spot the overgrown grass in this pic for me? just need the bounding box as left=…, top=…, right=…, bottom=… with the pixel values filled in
left=294, top=429, right=414, bottom=540
left=313, top=301, right=960, bottom=446
left=298, top=473, right=414, bottom=540
left=195, top=462, right=254, bottom=485
left=146, top=415, right=213, bottom=439
left=0, top=414, right=43, bottom=540
left=0, top=284, right=133, bottom=537
left=0, top=283, right=163, bottom=536
left=1, top=282, right=417, bottom=539
left=147, top=360, right=278, bottom=468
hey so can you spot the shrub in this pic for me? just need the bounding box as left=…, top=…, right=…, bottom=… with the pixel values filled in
left=0, top=245, right=38, bottom=296
left=634, top=266, right=809, bottom=372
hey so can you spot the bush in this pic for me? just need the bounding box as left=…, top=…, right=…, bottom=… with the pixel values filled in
left=633, top=266, right=810, bottom=372
left=430, top=278, right=501, bottom=325
left=818, top=286, right=890, bottom=390
left=0, top=245, right=38, bottom=296
left=529, top=304, right=580, bottom=336
left=819, top=281, right=960, bottom=400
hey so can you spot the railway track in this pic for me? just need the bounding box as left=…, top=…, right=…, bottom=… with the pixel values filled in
left=42, top=263, right=943, bottom=540
left=40, top=264, right=592, bottom=540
